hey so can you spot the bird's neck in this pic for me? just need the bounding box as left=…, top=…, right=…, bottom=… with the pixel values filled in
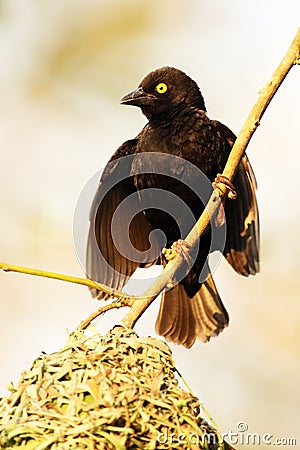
left=145, top=106, right=207, bottom=130
left=142, top=104, right=185, bottom=124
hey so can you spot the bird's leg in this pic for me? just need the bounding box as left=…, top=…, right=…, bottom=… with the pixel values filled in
left=162, top=239, right=192, bottom=265
left=212, top=173, right=237, bottom=199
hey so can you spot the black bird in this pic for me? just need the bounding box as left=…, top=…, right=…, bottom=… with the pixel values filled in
left=86, top=67, right=259, bottom=348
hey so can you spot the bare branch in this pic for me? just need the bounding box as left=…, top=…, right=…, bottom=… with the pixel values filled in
left=0, top=262, right=132, bottom=302
left=78, top=297, right=133, bottom=331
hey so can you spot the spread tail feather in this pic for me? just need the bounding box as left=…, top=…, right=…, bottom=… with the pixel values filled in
left=155, top=274, right=229, bottom=348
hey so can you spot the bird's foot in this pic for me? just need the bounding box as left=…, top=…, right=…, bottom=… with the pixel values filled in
left=212, top=174, right=237, bottom=199
left=162, top=239, right=192, bottom=264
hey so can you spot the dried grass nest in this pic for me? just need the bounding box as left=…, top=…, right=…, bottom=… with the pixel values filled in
left=0, top=327, right=227, bottom=450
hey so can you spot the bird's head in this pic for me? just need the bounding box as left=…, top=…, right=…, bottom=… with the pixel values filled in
left=120, top=66, right=206, bottom=121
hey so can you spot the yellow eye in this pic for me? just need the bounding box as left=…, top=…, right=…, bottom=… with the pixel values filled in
left=155, top=83, right=168, bottom=94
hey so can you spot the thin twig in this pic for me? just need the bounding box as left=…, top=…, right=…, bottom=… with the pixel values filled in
left=78, top=298, right=133, bottom=331
left=0, top=262, right=132, bottom=302
left=121, top=26, right=300, bottom=329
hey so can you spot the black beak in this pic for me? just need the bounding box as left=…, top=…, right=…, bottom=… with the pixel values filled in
left=120, top=87, right=156, bottom=107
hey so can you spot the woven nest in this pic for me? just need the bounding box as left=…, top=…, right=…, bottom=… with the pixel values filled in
left=0, top=327, right=226, bottom=450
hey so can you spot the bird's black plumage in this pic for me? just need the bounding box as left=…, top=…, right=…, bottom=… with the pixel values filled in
left=87, top=66, right=259, bottom=348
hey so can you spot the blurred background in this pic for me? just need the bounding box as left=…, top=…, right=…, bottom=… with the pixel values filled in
left=0, top=1, right=299, bottom=448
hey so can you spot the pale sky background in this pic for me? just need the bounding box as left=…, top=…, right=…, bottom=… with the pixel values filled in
left=0, top=1, right=299, bottom=448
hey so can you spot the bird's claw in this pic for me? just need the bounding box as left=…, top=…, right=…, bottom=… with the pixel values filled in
left=162, top=239, right=192, bottom=265
left=212, top=174, right=237, bottom=199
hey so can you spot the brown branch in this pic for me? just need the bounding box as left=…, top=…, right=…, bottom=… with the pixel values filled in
left=121, top=26, right=300, bottom=330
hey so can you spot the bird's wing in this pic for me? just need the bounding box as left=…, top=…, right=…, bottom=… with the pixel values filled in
left=210, top=120, right=259, bottom=276
left=224, top=154, right=260, bottom=275
left=86, top=139, right=159, bottom=299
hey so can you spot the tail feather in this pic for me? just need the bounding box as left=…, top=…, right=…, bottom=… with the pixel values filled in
left=155, top=274, right=229, bottom=348
left=176, top=285, right=191, bottom=344
left=155, top=294, right=178, bottom=337
left=167, top=285, right=188, bottom=343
